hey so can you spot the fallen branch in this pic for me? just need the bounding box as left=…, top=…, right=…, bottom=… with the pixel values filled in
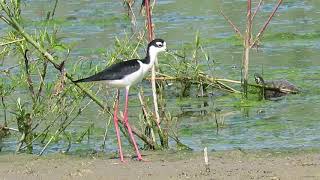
left=147, top=73, right=298, bottom=94
left=146, top=73, right=241, bottom=93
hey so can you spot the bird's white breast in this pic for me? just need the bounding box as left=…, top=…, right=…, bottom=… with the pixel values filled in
left=139, top=60, right=153, bottom=75
left=105, top=61, right=147, bottom=88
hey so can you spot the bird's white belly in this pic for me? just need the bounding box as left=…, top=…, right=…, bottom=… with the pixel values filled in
left=106, top=68, right=144, bottom=88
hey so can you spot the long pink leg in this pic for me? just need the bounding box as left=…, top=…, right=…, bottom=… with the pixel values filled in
left=123, top=87, right=143, bottom=161
left=113, top=89, right=124, bottom=162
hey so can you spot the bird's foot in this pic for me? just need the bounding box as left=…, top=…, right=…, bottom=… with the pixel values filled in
left=118, top=154, right=126, bottom=163
left=120, top=159, right=127, bottom=163
left=136, top=156, right=149, bottom=162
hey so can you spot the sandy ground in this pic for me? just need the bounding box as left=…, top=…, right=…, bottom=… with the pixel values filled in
left=0, top=149, right=319, bottom=180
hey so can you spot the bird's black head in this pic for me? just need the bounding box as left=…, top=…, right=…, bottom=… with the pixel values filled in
left=147, top=38, right=167, bottom=56
left=148, top=38, right=166, bottom=49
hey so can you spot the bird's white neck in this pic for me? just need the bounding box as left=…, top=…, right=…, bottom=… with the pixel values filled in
left=149, top=50, right=158, bottom=66
left=139, top=46, right=159, bottom=74
left=147, top=46, right=160, bottom=64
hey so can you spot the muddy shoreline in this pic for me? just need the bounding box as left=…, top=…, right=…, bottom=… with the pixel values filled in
left=0, top=149, right=319, bottom=180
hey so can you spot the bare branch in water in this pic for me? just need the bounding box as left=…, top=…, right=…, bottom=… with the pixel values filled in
left=251, top=0, right=263, bottom=21
left=220, top=10, right=243, bottom=38
left=251, top=0, right=283, bottom=48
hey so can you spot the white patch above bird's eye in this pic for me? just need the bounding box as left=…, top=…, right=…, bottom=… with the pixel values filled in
left=156, top=42, right=163, bottom=47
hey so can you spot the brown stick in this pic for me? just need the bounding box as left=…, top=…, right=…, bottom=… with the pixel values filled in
left=145, top=0, right=153, bottom=41
left=220, top=10, right=243, bottom=38
left=242, top=0, right=252, bottom=98
left=251, top=0, right=282, bottom=48
left=251, top=0, right=263, bottom=21
left=145, top=0, right=161, bottom=127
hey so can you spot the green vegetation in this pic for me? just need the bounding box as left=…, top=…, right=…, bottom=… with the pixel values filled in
left=0, top=0, right=319, bottom=156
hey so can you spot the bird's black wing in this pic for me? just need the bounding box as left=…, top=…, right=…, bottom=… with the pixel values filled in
left=74, top=59, right=141, bottom=83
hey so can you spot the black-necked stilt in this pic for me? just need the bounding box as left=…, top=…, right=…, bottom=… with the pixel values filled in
left=74, top=39, right=167, bottom=162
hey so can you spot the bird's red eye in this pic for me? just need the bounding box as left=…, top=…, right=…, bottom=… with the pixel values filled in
left=156, top=42, right=163, bottom=47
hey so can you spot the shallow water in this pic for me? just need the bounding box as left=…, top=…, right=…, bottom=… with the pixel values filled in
left=1, top=0, right=320, bottom=154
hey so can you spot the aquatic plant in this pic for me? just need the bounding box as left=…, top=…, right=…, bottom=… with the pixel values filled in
left=220, top=0, right=283, bottom=98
